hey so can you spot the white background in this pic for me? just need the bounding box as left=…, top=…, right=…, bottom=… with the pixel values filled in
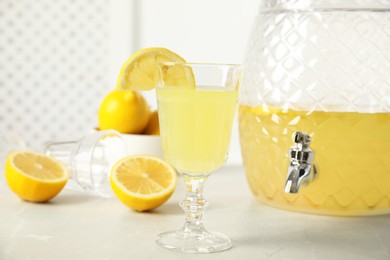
left=0, top=0, right=260, bottom=165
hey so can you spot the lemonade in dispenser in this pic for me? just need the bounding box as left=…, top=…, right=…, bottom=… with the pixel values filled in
left=239, top=0, right=390, bottom=216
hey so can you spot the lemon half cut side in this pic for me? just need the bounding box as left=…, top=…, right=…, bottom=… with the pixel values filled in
left=110, top=155, right=177, bottom=212
left=5, top=150, right=69, bottom=202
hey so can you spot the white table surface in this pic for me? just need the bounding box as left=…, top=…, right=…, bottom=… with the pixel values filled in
left=1, top=165, right=390, bottom=260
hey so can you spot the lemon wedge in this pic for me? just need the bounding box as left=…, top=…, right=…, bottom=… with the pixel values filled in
left=110, top=155, right=177, bottom=211
left=5, top=150, right=69, bottom=202
left=116, top=47, right=194, bottom=90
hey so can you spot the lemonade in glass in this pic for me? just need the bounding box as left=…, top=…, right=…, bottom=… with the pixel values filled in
left=155, top=63, right=240, bottom=253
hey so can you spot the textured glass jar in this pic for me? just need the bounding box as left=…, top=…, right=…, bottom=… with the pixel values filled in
left=240, top=0, right=390, bottom=216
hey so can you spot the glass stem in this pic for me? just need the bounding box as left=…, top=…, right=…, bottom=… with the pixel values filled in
left=179, top=174, right=209, bottom=233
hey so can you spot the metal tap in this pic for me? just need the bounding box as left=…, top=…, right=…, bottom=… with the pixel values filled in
left=284, top=132, right=316, bottom=194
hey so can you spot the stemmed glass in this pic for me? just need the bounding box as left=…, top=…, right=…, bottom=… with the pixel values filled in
left=155, top=62, right=240, bottom=253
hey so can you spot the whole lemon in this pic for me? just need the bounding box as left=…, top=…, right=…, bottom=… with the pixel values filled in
left=143, top=110, right=160, bottom=135
left=98, top=90, right=151, bottom=134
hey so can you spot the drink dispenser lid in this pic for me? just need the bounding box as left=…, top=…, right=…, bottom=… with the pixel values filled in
left=259, top=0, right=390, bottom=11
left=241, top=0, right=390, bottom=113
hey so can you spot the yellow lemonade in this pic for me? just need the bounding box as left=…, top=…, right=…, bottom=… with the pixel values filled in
left=157, top=87, right=238, bottom=175
left=239, top=105, right=390, bottom=216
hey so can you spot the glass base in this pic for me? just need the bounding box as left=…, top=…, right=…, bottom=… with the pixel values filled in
left=156, top=228, right=233, bottom=254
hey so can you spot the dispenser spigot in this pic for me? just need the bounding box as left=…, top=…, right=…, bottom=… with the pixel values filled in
left=284, top=132, right=316, bottom=194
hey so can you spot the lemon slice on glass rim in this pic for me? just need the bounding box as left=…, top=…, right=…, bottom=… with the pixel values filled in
left=116, top=47, right=195, bottom=90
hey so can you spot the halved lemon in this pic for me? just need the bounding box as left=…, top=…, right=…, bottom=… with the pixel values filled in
left=5, top=150, right=69, bottom=202
left=116, top=47, right=195, bottom=90
left=110, top=155, right=177, bottom=212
